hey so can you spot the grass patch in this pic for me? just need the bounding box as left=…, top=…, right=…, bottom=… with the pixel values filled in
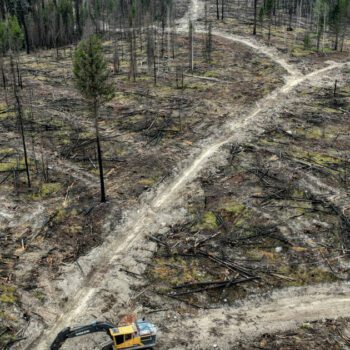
left=222, top=200, right=246, bottom=214
left=291, top=46, right=314, bottom=57
left=149, top=256, right=211, bottom=288
left=201, top=70, right=220, bottom=78
left=138, top=178, right=156, bottom=186
left=0, top=285, right=17, bottom=304
left=0, top=158, right=28, bottom=172
left=53, top=207, right=78, bottom=224
left=291, top=147, right=343, bottom=167
left=278, top=266, right=337, bottom=286
left=32, top=290, right=46, bottom=303
left=0, top=148, right=15, bottom=155
left=198, top=211, right=218, bottom=230
left=0, top=103, right=15, bottom=121
left=322, top=107, right=342, bottom=114
left=30, top=182, right=62, bottom=200
left=247, top=248, right=277, bottom=261
left=220, top=200, right=251, bottom=226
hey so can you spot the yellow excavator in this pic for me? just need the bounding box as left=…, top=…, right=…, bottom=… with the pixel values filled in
left=50, top=318, right=157, bottom=350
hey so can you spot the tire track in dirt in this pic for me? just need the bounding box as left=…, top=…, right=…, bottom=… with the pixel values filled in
left=163, top=282, right=350, bottom=349
left=25, top=1, right=349, bottom=348
left=153, top=61, right=346, bottom=209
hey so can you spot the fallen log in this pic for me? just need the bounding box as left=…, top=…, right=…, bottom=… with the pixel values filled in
left=169, top=276, right=258, bottom=296
left=199, top=251, right=255, bottom=278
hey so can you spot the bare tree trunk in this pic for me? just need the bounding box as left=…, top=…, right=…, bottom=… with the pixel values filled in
left=253, top=0, right=258, bottom=35
left=10, top=55, right=31, bottom=188
left=340, top=31, right=345, bottom=52
left=93, top=100, right=106, bottom=203
left=0, top=57, right=8, bottom=105
left=113, top=39, right=120, bottom=74
left=153, top=28, right=157, bottom=86
left=189, top=20, right=194, bottom=72
left=205, top=22, right=212, bottom=62
left=334, top=32, right=339, bottom=51
left=333, top=79, right=338, bottom=97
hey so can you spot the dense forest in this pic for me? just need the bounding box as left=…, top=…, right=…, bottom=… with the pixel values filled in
left=0, top=0, right=349, bottom=54
left=0, top=0, right=177, bottom=53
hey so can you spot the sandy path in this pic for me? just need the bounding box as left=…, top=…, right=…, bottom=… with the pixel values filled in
left=164, top=282, right=350, bottom=349
left=22, top=0, right=350, bottom=349
left=153, top=61, right=346, bottom=209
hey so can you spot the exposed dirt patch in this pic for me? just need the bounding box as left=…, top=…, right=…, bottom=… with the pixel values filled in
left=242, top=317, right=350, bottom=350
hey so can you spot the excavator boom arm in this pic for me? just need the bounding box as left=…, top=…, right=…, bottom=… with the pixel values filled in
left=50, top=321, right=115, bottom=350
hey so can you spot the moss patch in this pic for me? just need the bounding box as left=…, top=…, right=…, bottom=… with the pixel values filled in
left=291, top=148, right=343, bottom=166
left=222, top=200, right=246, bottom=214
left=291, top=46, right=314, bottom=57
left=0, top=285, right=17, bottom=304
left=220, top=200, right=251, bottom=227
left=198, top=211, right=218, bottom=230
left=30, top=182, right=62, bottom=200
left=277, top=266, right=337, bottom=286
left=149, top=256, right=212, bottom=288
left=0, top=148, right=15, bottom=155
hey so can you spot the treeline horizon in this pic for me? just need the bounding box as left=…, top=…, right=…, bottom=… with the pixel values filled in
left=210, top=0, right=349, bottom=51
left=0, top=0, right=176, bottom=54
left=0, top=0, right=349, bottom=55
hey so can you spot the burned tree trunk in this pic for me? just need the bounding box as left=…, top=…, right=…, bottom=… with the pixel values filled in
left=10, top=56, right=31, bottom=188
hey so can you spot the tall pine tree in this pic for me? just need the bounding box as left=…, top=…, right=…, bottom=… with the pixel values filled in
left=73, top=35, right=114, bottom=202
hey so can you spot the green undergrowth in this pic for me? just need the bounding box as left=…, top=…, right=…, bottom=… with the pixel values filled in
left=29, top=182, right=62, bottom=201
left=53, top=207, right=78, bottom=225
left=198, top=200, right=251, bottom=230
left=198, top=211, right=218, bottom=230
left=0, top=157, right=32, bottom=172
left=0, top=103, right=15, bottom=121
left=291, top=43, right=334, bottom=57
left=149, top=256, right=212, bottom=289
left=0, top=285, right=17, bottom=304
left=291, top=147, right=343, bottom=167
left=277, top=265, right=337, bottom=286
left=32, top=290, right=46, bottom=303
left=137, top=178, right=156, bottom=186
left=220, top=200, right=252, bottom=227
left=0, top=148, right=15, bottom=155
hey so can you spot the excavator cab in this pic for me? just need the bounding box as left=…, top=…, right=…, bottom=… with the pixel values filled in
left=109, top=324, right=139, bottom=349
left=108, top=320, right=157, bottom=349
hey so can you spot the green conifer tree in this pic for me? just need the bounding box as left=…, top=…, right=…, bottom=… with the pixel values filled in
left=7, top=15, right=24, bottom=51
left=329, top=0, right=349, bottom=50
left=73, top=35, right=114, bottom=202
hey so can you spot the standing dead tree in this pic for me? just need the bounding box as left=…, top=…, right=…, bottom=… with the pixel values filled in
left=189, top=20, right=194, bottom=72
left=10, top=55, right=31, bottom=188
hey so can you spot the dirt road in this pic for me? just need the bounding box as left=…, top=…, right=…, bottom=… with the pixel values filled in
left=163, top=282, right=350, bottom=349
